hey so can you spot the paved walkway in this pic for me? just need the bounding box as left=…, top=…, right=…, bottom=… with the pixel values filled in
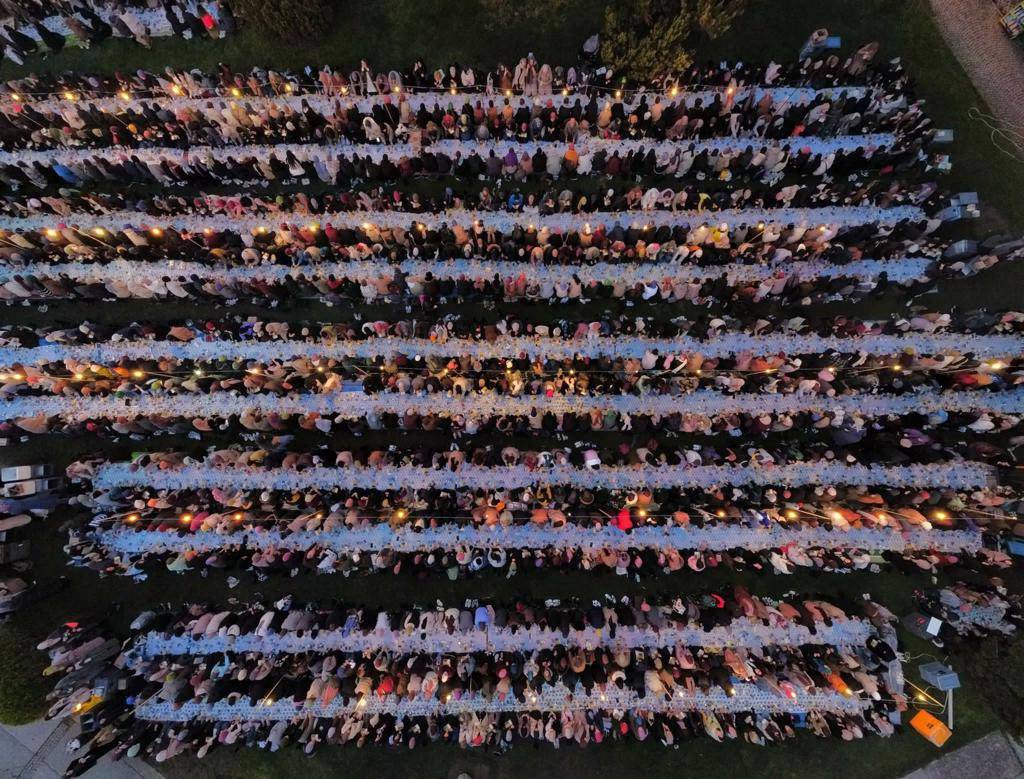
left=929, top=0, right=1024, bottom=128
left=0, top=718, right=161, bottom=779
left=903, top=731, right=1024, bottom=779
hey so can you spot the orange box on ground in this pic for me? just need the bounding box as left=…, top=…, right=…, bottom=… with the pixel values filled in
left=910, top=709, right=952, bottom=747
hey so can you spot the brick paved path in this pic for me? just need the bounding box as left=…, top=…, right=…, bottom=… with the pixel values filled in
left=929, top=0, right=1024, bottom=128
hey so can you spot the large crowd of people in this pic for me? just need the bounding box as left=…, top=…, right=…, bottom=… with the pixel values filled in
left=1, top=45, right=904, bottom=104
left=2, top=1, right=234, bottom=65
left=42, top=592, right=907, bottom=774
left=36, top=584, right=1021, bottom=773
left=0, top=82, right=926, bottom=150
left=1, top=39, right=1021, bottom=775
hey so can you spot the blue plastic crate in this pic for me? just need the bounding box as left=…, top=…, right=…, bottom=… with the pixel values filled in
left=1006, top=538, right=1024, bottom=556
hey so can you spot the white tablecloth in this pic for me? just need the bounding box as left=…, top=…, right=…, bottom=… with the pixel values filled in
left=136, top=683, right=867, bottom=722
left=94, top=522, right=982, bottom=558
left=132, top=616, right=873, bottom=661
left=5, top=331, right=1019, bottom=365
left=91, top=460, right=995, bottom=491
left=4, top=386, right=1019, bottom=424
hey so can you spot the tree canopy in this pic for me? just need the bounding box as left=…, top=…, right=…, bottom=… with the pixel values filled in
left=602, top=0, right=747, bottom=81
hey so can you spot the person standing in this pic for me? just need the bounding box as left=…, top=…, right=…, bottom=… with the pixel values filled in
left=799, top=28, right=829, bottom=60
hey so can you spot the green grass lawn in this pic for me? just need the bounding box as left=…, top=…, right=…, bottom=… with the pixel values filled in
left=0, top=0, right=1022, bottom=776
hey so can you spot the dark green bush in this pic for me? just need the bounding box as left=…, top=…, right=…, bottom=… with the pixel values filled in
left=232, top=0, right=334, bottom=43
left=602, top=0, right=747, bottom=81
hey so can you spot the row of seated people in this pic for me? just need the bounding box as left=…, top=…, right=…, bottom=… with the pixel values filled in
left=0, top=84, right=929, bottom=152
left=2, top=44, right=905, bottom=106
left=0, top=134, right=935, bottom=193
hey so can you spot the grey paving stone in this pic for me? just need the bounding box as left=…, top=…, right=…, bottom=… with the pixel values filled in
left=903, top=731, right=1024, bottom=779
left=0, top=726, right=36, bottom=778
left=0, top=719, right=162, bottom=779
